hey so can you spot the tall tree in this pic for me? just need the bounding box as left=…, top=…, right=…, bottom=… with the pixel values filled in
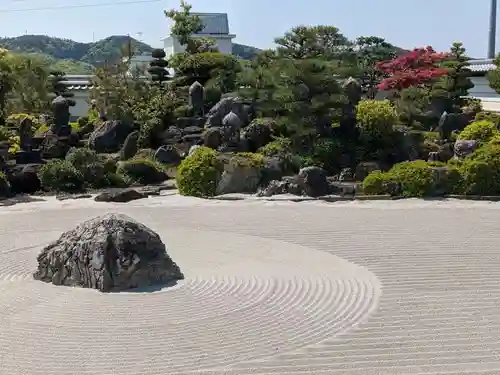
left=352, top=36, right=398, bottom=98
left=165, top=1, right=217, bottom=55
left=431, top=42, right=474, bottom=112
left=377, top=46, right=449, bottom=92
left=274, top=25, right=352, bottom=61
left=487, top=54, right=500, bottom=95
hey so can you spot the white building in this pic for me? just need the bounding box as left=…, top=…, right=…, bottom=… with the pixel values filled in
left=163, top=12, right=235, bottom=59
left=127, top=12, right=236, bottom=74
left=467, top=58, right=500, bottom=112
left=64, top=75, right=93, bottom=120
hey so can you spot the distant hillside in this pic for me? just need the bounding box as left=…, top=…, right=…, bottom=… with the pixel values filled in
left=0, top=35, right=261, bottom=74
left=0, top=35, right=153, bottom=67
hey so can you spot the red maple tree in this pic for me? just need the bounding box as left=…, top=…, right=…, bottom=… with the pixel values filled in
left=376, top=46, right=449, bottom=91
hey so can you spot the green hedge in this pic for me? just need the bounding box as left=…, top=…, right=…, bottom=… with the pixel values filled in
left=458, top=120, right=499, bottom=143
left=176, top=147, right=220, bottom=197
left=362, top=160, right=458, bottom=197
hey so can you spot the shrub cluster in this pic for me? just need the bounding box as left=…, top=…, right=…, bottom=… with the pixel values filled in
left=37, top=148, right=168, bottom=192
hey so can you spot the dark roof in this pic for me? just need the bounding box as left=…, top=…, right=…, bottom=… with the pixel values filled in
left=192, top=13, right=230, bottom=35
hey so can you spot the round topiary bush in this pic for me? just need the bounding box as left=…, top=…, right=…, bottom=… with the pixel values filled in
left=176, top=146, right=220, bottom=197
left=362, top=170, right=393, bottom=195
left=456, top=143, right=500, bottom=195
left=117, top=157, right=167, bottom=185
left=38, top=160, right=84, bottom=192
left=457, top=120, right=499, bottom=143
left=356, top=99, right=397, bottom=137
left=389, top=160, right=436, bottom=197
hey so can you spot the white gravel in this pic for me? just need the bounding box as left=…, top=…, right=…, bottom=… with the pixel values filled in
left=0, top=195, right=500, bottom=374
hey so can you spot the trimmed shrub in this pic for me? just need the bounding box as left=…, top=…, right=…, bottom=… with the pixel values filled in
left=38, top=160, right=84, bottom=192
left=65, top=148, right=124, bottom=189
left=117, top=157, right=167, bottom=185
left=456, top=143, right=500, bottom=195
left=389, top=160, right=436, bottom=197
left=474, top=111, right=500, bottom=127
left=362, top=160, right=459, bottom=197
left=356, top=99, right=397, bottom=137
left=177, top=146, right=220, bottom=197
left=362, top=170, right=393, bottom=195
left=457, top=120, right=499, bottom=143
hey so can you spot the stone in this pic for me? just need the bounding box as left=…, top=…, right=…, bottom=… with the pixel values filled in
left=454, top=139, right=478, bottom=159
left=188, top=145, right=201, bottom=156
left=94, top=188, right=147, bottom=203
left=33, top=213, right=184, bottom=292
left=89, top=120, right=134, bottom=153
left=7, top=164, right=42, bottom=194
left=18, top=116, right=33, bottom=151
left=355, top=161, right=381, bottom=181
left=120, top=130, right=139, bottom=160
left=205, top=97, right=252, bottom=129
left=205, top=97, right=236, bottom=128
left=154, top=145, right=182, bottom=165
left=240, top=121, right=272, bottom=152
left=257, top=176, right=303, bottom=197
left=51, top=96, right=71, bottom=135
left=342, top=76, right=362, bottom=105
left=338, top=168, right=354, bottom=182
left=435, top=112, right=472, bottom=141
left=40, top=133, right=72, bottom=159
left=203, top=127, right=223, bottom=149
left=298, top=166, right=329, bottom=197
left=215, top=153, right=263, bottom=195
left=188, top=81, right=205, bottom=116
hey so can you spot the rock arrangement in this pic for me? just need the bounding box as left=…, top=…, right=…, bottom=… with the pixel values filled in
left=33, top=213, right=184, bottom=292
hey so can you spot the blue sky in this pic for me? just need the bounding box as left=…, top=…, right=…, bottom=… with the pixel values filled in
left=0, top=0, right=494, bottom=57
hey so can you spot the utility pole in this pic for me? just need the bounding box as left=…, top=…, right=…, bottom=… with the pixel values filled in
left=489, top=0, right=497, bottom=59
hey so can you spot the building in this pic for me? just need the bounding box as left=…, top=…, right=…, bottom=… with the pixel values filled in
left=64, top=75, right=93, bottom=120
left=467, top=58, right=500, bottom=112
left=163, top=13, right=235, bottom=59
left=127, top=12, right=236, bottom=74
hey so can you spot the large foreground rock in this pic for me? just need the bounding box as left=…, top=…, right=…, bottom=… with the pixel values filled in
left=33, top=213, right=184, bottom=292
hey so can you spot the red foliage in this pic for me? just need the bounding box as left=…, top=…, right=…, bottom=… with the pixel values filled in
left=376, top=46, right=449, bottom=91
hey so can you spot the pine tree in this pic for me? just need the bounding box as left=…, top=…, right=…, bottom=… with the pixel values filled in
left=432, top=42, right=474, bottom=112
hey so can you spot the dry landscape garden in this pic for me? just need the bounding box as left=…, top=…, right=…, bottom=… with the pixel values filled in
left=2, top=1, right=500, bottom=374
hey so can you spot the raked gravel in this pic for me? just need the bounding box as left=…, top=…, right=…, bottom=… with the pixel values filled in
left=0, top=195, right=500, bottom=374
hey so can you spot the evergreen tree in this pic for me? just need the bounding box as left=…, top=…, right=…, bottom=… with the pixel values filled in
left=352, top=36, right=398, bottom=99
left=432, top=42, right=474, bottom=112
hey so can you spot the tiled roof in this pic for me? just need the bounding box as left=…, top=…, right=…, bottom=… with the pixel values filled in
left=192, top=13, right=230, bottom=35
left=469, top=59, right=496, bottom=72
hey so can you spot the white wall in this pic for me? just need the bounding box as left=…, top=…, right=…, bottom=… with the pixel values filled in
left=162, top=35, right=234, bottom=60
left=469, top=76, right=500, bottom=98
left=69, top=91, right=90, bottom=119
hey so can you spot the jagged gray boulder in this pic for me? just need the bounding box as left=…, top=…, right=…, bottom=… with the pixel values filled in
left=33, top=213, right=183, bottom=292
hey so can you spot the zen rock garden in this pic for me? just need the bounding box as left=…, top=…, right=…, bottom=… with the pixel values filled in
left=33, top=213, right=184, bottom=292
left=2, top=5, right=500, bottom=203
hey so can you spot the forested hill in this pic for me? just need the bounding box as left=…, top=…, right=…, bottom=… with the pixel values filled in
left=0, top=34, right=261, bottom=74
